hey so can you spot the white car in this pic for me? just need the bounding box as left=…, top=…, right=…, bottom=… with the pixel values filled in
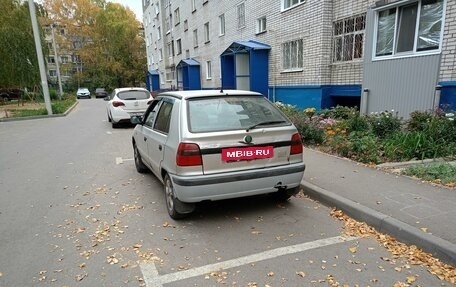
left=106, top=87, right=153, bottom=128
left=76, top=87, right=91, bottom=99
left=131, top=90, right=305, bottom=219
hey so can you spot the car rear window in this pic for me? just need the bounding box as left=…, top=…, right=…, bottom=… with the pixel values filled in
left=117, top=90, right=150, bottom=100
left=188, top=96, right=290, bottom=133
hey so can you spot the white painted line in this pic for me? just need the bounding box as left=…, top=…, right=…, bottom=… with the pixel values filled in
left=140, top=235, right=357, bottom=287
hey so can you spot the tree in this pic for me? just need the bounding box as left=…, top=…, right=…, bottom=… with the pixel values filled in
left=0, top=0, right=47, bottom=89
left=42, top=0, right=146, bottom=90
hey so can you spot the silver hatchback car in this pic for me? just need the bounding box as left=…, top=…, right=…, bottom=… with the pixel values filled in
left=131, top=90, right=305, bottom=219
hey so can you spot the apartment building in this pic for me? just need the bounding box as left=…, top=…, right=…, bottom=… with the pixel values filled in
left=143, top=0, right=456, bottom=118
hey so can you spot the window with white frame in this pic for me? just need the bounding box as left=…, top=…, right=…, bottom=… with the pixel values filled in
left=184, top=20, right=188, bottom=31
left=237, top=2, right=245, bottom=29
left=204, top=22, right=210, bottom=43
left=219, top=14, right=225, bottom=36
left=375, top=0, right=444, bottom=58
left=176, top=39, right=182, bottom=55
left=206, top=61, right=212, bottom=79
left=48, top=56, right=55, bottom=64
left=157, top=26, right=161, bottom=40
left=282, top=0, right=305, bottom=11
left=333, top=14, right=366, bottom=62
left=49, top=69, right=57, bottom=77
left=155, top=2, right=159, bottom=15
left=174, top=8, right=180, bottom=25
left=167, top=41, right=174, bottom=57
left=61, top=56, right=69, bottom=63
left=282, top=39, right=303, bottom=70
left=256, top=16, right=266, bottom=34
left=193, top=29, right=198, bottom=48
left=159, top=48, right=163, bottom=61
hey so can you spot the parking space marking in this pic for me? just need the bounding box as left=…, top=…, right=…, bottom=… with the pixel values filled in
left=140, top=235, right=358, bottom=287
left=115, top=157, right=133, bottom=165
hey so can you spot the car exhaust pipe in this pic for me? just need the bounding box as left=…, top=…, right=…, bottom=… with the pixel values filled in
left=274, top=182, right=288, bottom=190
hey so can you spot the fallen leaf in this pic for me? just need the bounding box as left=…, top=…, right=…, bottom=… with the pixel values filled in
left=406, top=276, right=416, bottom=283
left=420, top=227, right=428, bottom=233
left=349, top=246, right=357, bottom=253
left=267, top=271, right=274, bottom=277
left=76, top=273, right=87, bottom=281
left=296, top=271, right=306, bottom=277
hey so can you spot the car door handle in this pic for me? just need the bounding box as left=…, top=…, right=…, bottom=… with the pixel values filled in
left=143, top=137, right=147, bottom=142
left=158, top=145, right=162, bottom=151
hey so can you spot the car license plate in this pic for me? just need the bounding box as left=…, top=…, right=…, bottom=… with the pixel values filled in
left=221, top=146, right=274, bottom=162
left=130, top=112, right=143, bottom=117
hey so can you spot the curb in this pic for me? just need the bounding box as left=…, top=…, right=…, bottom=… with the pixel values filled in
left=301, top=180, right=456, bottom=265
left=0, top=101, right=78, bottom=122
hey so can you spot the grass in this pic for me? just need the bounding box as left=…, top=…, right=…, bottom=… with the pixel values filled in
left=402, top=162, right=456, bottom=187
left=1, top=96, right=76, bottom=118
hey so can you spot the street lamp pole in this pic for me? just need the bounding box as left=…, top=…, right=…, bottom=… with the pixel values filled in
left=28, top=0, right=52, bottom=115
left=51, top=24, right=64, bottom=99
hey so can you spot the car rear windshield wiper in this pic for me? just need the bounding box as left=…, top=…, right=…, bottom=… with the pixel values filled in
left=123, top=97, right=137, bottom=100
left=246, top=120, right=287, bottom=131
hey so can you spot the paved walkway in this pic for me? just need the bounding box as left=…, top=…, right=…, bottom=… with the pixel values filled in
left=301, top=147, right=456, bottom=265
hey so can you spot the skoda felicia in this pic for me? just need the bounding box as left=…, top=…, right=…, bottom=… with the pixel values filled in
left=131, top=90, right=305, bottom=219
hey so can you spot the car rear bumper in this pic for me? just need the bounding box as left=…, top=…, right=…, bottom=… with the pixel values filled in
left=111, top=108, right=146, bottom=123
left=170, top=162, right=305, bottom=202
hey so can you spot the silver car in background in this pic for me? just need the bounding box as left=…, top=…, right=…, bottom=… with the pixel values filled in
left=131, top=90, right=305, bottom=219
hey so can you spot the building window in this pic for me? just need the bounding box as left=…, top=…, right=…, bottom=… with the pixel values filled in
left=375, top=0, right=443, bottom=58
left=61, top=56, right=69, bottom=63
left=191, top=0, right=196, bottom=12
left=174, top=8, right=180, bottom=25
left=204, top=22, right=210, bottom=43
left=282, top=0, right=305, bottom=11
left=159, top=48, right=163, bottom=61
left=219, top=14, right=225, bottom=36
left=49, top=69, right=57, bottom=77
left=193, top=29, right=198, bottom=48
left=333, top=14, right=366, bottom=62
left=157, top=26, right=161, bottom=40
left=176, top=39, right=182, bottom=55
left=48, top=56, right=55, bottom=64
left=256, top=16, right=266, bottom=34
left=167, top=41, right=174, bottom=57
left=206, top=61, right=212, bottom=79
left=184, top=20, right=188, bottom=31
left=237, top=2, right=245, bottom=29
left=282, top=39, right=303, bottom=70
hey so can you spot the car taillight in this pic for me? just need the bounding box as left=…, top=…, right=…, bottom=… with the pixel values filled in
left=290, top=133, right=303, bottom=155
left=112, top=101, right=125, bottom=107
left=176, top=143, right=202, bottom=166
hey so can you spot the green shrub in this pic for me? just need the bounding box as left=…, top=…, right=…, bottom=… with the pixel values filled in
left=347, top=131, right=381, bottom=164
left=383, top=131, right=450, bottom=161
left=369, top=111, right=402, bottom=139
left=321, top=106, right=358, bottom=120
left=346, top=114, right=370, bottom=133
left=407, top=110, right=434, bottom=132
left=52, top=97, right=76, bottom=114
left=298, top=122, right=325, bottom=145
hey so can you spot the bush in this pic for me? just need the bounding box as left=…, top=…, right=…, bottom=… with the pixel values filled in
left=346, top=114, right=370, bottom=133
left=406, top=110, right=434, bottom=132
left=369, top=111, right=402, bottom=139
left=320, top=106, right=358, bottom=120
left=347, top=131, right=381, bottom=164
left=403, top=163, right=456, bottom=186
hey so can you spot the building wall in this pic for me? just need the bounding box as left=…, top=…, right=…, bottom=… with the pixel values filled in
left=143, top=0, right=456, bottom=113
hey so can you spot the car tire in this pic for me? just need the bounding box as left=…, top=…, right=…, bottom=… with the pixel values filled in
left=133, top=143, right=148, bottom=173
left=107, top=113, right=112, bottom=122
left=112, top=121, right=119, bottom=128
left=164, top=174, right=187, bottom=220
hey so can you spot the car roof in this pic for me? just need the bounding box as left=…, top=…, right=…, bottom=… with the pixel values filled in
left=158, top=89, right=263, bottom=100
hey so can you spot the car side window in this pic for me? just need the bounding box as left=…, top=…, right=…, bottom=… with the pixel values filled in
left=144, top=101, right=161, bottom=128
left=153, top=101, right=173, bottom=134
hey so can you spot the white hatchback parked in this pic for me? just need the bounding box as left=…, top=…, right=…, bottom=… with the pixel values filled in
left=106, top=87, right=153, bottom=128
left=131, top=90, right=305, bottom=219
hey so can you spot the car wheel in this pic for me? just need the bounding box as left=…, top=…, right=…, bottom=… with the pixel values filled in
left=164, top=174, right=186, bottom=219
left=133, top=143, right=148, bottom=173
left=112, top=121, right=119, bottom=128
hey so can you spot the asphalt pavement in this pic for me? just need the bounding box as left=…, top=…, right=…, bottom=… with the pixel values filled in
left=301, top=147, right=456, bottom=265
